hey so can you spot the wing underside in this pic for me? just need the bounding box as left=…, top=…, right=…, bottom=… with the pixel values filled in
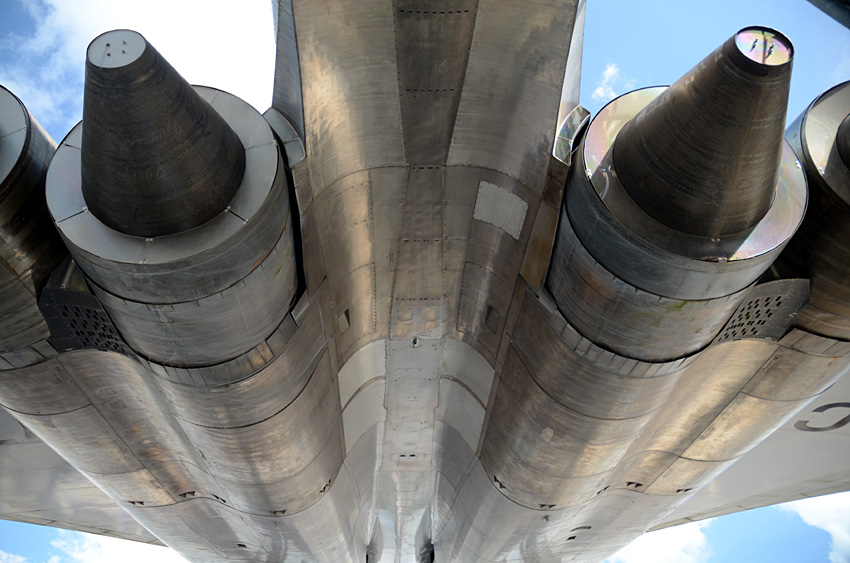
left=656, top=371, right=850, bottom=529
left=0, top=407, right=160, bottom=544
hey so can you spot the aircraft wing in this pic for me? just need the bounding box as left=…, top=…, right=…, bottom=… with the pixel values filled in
left=656, top=364, right=850, bottom=529
left=0, top=407, right=161, bottom=544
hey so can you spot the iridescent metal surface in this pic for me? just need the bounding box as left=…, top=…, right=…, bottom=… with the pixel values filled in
left=2, top=9, right=850, bottom=563
left=613, top=26, right=793, bottom=238
left=778, top=80, right=850, bottom=339
left=735, top=27, right=793, bottom=65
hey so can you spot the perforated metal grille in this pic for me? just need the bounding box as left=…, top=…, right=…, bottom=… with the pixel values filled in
left=39, top=288, right=130, bottom=355
left=716, top=295, right=780, bottom=341
left=713, top=279, right=809, bottom=344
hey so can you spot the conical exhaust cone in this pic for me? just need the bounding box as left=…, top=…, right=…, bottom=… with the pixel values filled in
left=81, top=29, right=246, bottom=237
left=612, top=27, right=793, bottom=238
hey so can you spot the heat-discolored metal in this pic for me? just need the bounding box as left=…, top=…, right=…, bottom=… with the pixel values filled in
left=547, top=29, right=806, bottom=362
left=0, top=85, right=64, bottom=352
left=47, top=35, right=297, bottom=366
left=777, top=80, right=850, bottom=339
left=81, top=30, right=245, bottom=237
left=613, top=27, right=794, bottom=238
left=5, top=10, right=850, bottom=563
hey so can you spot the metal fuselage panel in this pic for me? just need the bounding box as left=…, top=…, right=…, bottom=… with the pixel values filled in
left=284, top=1, right=585, bottom=560
left=2, top=4, right=850, bottom=563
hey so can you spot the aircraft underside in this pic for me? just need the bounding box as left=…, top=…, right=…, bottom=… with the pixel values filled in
left=1, top=2, right=850, bottom=562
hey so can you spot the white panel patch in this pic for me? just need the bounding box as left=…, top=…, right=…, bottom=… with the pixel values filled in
left=343, top=379, right=386, bottom=454
left=440, top=339, right=495, bottom=405
left=472, top=181, right=528, bottom=240
left=338, top=339, right=387, bottom=407
left=437, top=378, right=486, bottom=453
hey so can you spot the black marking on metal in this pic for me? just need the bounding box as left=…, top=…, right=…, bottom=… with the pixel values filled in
left=795, top=403, right=850, bottom=432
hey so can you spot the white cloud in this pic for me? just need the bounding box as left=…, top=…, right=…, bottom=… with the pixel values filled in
left=0, top=551, right=28, bottom=563
left=50, top=530, right=188, bottom=563
left=0, top=0, right=275, bottom=140
left=604, top=520, right=712, bottom=563
left=592, top=63, right=619, bottom=102
left=591, top=62, right=635, bottom=103
left=779, top=492, right=850, bottom=563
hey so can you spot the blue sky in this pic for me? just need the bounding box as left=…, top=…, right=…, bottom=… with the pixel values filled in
left=579, top=0, right=850, bottom=124
left=1, top=0, right=850, bottom=562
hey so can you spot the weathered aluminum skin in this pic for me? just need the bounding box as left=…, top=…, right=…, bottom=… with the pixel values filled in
left=779, top=81, right=850, bottom=339
left=548, top=84, right=807, bottom=361
left=1, top=7, right=850, bottom=563
left=0, top=85, right=65, bottom=352
left=46, top=87, right=297, bottom=366
left=80, top=31, right=247, bottom=238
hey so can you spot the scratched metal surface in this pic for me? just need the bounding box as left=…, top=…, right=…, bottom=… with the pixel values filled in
left=2, top=5, right=850, bottom=563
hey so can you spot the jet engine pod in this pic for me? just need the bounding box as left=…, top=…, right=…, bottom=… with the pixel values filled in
left=547, top=27, right=807, bottom=361
left=45, top=30, right=297, bottom=366
left=0, top=84, right=64, bottom=352
left=778, top=80, right=850, bottom=339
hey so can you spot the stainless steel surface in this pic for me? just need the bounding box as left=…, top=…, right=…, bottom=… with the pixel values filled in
left=262, top=107, right=306, bottom=166
left=568, top=87, right=806, bottom=301
left=0, top=406, right=160, bottom=544
left=48, top=70, right=297, bottom=365
left=613, top=27, right=793, bottom=237
left=297, top=0, right=405, bottom=193
left=3, top=8, right=850, bottom=563
left=81, top=30, right=245, bottom=237
left=657, top=358, right=850, bottom=529
left=91, top=225, right=295, bottom=365
left=778, top=80, right=850, bottom=339
left=553, top=0, right=587, bottom=165
left=553, top=105, right=590, bottom=166
left=546, top=32, right=806, bottom=362
left=446, top=0, right=582, bottom=192
left=836, top=112, right=850, bottom=165
left=548, top=205, right=753, bottom=360
left=271, top=0, right=304, bottom=141
left=0, top=295, right=355, bottom=561
left=0, top=85, right=64, bottom=352
left=49, top=89, right=290, bottom=304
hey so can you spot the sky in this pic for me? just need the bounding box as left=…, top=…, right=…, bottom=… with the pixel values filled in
left=1, top=0, right=850, bottom=562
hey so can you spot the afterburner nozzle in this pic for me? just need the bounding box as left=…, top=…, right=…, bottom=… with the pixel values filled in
left=81, top=29, right=246, bottom=238
left=612, top=27, right=793, bottom=238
